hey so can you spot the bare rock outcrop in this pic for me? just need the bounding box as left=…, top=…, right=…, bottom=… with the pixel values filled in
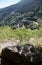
left=1, top=44, right=42, bottom=65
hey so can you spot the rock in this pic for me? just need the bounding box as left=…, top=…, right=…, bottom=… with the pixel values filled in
left=29, top=38, right=35, bottom=45
left=0, top=39, right=19, bottom=56
left=1, top=44, right=42, bottom=65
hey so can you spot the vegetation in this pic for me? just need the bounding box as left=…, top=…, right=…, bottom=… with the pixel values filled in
left=0, top=26, right=42, bottom=46
left=0, top=0, right=42, bottom=28
left=0, top=0, right=42, bottom=47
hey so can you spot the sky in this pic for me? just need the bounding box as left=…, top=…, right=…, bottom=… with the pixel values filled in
left=0, top=0, right=20, bottom=8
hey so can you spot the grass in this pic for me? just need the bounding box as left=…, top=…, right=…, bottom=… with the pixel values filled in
left=0, top=26, right=42, bottom=46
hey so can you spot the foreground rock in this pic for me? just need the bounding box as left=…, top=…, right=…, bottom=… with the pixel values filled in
left=1, top=44, right=42, bottom=65
left=0, top=39, right=20, bottom=55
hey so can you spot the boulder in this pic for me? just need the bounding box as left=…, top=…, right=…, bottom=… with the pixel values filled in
left=1, top=44, right=42, bottom=65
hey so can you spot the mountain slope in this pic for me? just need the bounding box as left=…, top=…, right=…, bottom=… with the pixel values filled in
left=0, top=0, right=42, bottom=17
left=0, top=0, right=42, bottom=27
